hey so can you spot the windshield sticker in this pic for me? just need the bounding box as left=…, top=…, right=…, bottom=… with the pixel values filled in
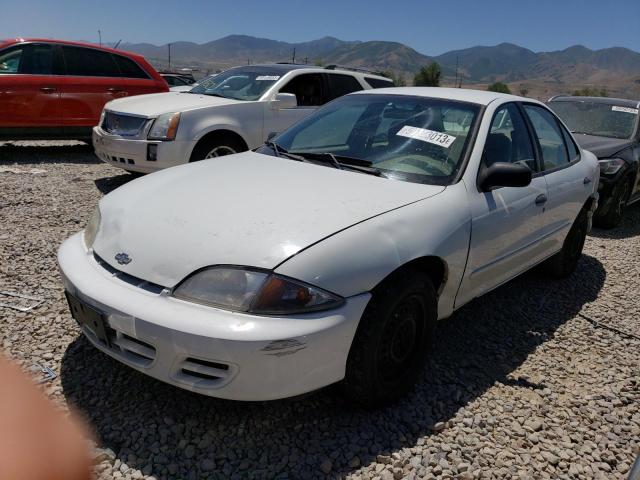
left=396, top=126, right=456, bottom=148
left=256, top=75, right=280, bottom=81
left=612, top=106, right=639, bottom=115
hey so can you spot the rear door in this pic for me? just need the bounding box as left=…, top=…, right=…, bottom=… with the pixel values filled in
left=522, top=104, right=591, bottom=252
left=0, top=42, right=62, bottom=128
left=59, top=45, right=127, bottom=128
left=112, top=53, right=161, bottom=96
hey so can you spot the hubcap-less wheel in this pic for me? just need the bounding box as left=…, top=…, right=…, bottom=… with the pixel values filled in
left=204, top=145, right=236, bottom=158
left=377, top=294, right=425, bottom=383
left=614, top=182, right=629, bottom=219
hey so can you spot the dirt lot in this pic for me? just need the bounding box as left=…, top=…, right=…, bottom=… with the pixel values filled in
left=0, top=141, right=639, bottom=480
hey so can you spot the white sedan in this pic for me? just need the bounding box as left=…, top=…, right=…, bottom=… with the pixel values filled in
left=59, top=88, right=599, bottom=406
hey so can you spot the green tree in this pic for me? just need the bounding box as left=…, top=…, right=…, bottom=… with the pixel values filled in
left=314, top=59, right=323, bottom=66
left=413, top=63, right=441, bottom=87
left=572, top=87, right=608, bottom=97
left=518, top=85, right=530, bottom=97
left=487, top=82, right=511, bottom=94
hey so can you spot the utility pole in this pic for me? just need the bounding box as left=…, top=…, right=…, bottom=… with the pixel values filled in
left=98, top=29, right=102, bottom=46
left=304, top=56, right=308, bottom=64
left=454, top=55, right=458, bottom=89
left=292, top=48, right=296, bottom=64
left=168, top=43, right=172, bottom=70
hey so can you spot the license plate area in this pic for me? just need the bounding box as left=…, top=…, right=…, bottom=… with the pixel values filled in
left=65, top=291, right=111, bottom=347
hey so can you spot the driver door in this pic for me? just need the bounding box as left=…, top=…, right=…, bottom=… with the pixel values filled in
left=457, top=103, right=549, bottom=306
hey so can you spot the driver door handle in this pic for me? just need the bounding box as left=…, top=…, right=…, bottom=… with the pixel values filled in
left=535, top=194, right=548, bottom=206
left=40, top=86, right=56, bottom=93
left=107, top=87, right=124, bottom=93
left=583, top=177, right=592, bottom=185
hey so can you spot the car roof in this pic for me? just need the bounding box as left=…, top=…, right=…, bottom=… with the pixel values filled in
left=352, top=87, right=537, bottom=106
left=226, top=63, right=390, bottom=80
left=548, top=95, right=640, bottom=109
left=1, top=38, right=148, bottom=61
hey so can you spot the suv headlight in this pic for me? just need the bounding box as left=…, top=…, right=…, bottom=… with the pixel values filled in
left=148, top=112, right=181, bottom=140
left=173, top=266, right=344, bottom=315
left=83, top=207, right=101, bottom=249
left=599, top=158, right=625, bottom=176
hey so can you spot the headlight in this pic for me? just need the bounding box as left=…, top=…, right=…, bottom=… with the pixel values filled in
left=148, top=112, right=181, bottom=140
left=98, top=110, right=106, bottom=127
left=173, top=266, right=344, bottom=314
left=599, top=158, right=625, bottom=176
left=83, top=207, right=101, bottom=249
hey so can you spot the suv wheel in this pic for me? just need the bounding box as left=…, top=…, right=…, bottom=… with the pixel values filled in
left=190, top=135, right=246, bottom=162
left=594, top=178, right=630, bottom=229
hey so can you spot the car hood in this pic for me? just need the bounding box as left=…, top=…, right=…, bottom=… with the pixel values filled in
left=573, top=134, right=633, bottom=159
left=105, top=92, right=243, bottom=117
left=92, top=152, right=445, bottom=288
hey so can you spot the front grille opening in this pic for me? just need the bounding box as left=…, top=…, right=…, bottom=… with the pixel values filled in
left=111, top=331, right=156, bottom=367
left=178, top=357, right=231, bottom=384
left=185, top=357, right=229, bottom=371
left=181, top=369, right=222, bottom=380
left=127, top=159, right=134, bottom=165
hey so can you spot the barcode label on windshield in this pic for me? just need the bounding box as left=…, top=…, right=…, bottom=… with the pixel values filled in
left=256, top=75, right=280, bottom=81
left=396, top=126, right=456, bottom=148
left=612, top=106, right=638, bottom=115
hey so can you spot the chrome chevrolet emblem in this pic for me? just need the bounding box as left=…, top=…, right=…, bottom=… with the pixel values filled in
left=115, top=253, right=131, bottom=265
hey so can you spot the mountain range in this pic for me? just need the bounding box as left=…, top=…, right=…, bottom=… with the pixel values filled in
left=119, top=35, right=640, bottom=98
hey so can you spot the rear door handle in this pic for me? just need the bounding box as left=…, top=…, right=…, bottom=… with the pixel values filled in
left=535, top=194, right=548, bottom=206
left=107, top=87, right=123, bottom=93
left=40, top=86, right=56, bottom=93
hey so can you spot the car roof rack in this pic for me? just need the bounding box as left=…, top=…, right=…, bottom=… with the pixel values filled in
left=324, top=64, right=389, bottom=78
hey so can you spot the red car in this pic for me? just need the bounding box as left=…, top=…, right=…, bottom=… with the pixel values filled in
left=0, top=38, right=168, bottom=140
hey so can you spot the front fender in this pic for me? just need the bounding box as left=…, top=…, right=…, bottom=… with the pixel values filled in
left=275, top=182, right=472, bottom=320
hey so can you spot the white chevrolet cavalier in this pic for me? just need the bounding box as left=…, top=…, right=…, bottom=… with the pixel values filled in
left=59, top=88, right=599, bottom=406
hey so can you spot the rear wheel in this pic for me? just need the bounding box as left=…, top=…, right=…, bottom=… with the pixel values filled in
left=343, top=271, right=437, bottom=408
left=594, top=179, right=630, bottom=229
left=189, top=134, right=246, bottom=162
left=544, top=208, right=588, bottom=278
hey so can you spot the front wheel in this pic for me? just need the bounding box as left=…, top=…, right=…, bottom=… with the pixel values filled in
left=189, top=135, right=246, bottom=162
left=342, top=272, right=437, bottom=408
left=544, top=208, right=588, bottom=278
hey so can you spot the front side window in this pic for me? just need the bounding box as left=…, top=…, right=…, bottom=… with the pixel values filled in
left=483, top=103, right=537, bottom=171
left=523, top=105, right=570, bottom=171
left=0, top=46, right=23, bottom=73
left=279, top=73, right=326, bottom=107
left=62, top=46, right=120, bottom=77
left=272, top=94, right=481, bottom=185
left=549, top=100, right=638, bottom=140
left=20, top=44, right=53, bottom=75
left=189, top=67, right=281, bottom=101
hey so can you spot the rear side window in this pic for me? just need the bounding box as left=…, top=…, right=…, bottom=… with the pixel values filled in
left=279, top=73, right=327, bottom=107
left=365, top=77, right=395, bottom=88
left=113, top=55, right=149, bottom=79
left=0, top=46, right=23, bottom=73
left=523, top=105, right=570, bottom=171
left=20, top=44, right=54, bottom=75
left=326, top=73, right=363, bottom=101
left=62, top=46, right=120, bottom=77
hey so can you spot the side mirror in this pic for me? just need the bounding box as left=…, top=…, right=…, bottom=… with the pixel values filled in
left=266, top=131, right=278, bottom=141
left=271, top=92, right=297, bottom=109
left=479, top=162, right=532, bottom=191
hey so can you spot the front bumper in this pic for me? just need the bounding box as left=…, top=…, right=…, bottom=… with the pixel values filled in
left=58, top=233, right=370, bottom=400
left=92, top=127, right=194, bottom=174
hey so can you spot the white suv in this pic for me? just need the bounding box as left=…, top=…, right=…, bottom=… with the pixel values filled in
left=92, top=64, right=393, bottom=173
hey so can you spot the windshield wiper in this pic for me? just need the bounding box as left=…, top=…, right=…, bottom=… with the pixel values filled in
left=265, top=141, right=306, bottom=162
left=288, top=151, right=386, bottom=177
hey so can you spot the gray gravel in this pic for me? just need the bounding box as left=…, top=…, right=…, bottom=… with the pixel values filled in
left=1, top=140, right=638, bottom=480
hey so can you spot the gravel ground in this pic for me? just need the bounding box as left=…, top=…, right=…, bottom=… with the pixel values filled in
left=0, top=141, right=638, bottom=480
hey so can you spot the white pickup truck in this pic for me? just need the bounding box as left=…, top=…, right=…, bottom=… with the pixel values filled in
left=61, top=88, right=599, bottom=406
left=92, top=64, right=393, bottom=173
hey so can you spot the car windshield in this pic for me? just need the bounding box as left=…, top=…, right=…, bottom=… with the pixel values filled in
left=189, top=67, right=281, bottom=101
left=549, top=100, right=638, bottom=140
left=270, top=94, right=481, bottom=185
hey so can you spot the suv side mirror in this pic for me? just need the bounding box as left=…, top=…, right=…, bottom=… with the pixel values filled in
left=272, top=92, right=297, bottom=109
left=479, top=162, right=532, bottom=191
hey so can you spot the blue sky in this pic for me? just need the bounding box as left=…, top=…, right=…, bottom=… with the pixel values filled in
left=3, top=0, right=639, bottom=54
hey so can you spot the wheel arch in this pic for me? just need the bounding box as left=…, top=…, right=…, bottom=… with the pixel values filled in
left=372, top=255, right=449, bottom=298
left=189, top=129, right=249, bottom=161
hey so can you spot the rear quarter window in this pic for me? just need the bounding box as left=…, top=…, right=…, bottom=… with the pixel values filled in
left=365, top=77, right=395, bottom=88
left=113, top=55, right=150, bottom=79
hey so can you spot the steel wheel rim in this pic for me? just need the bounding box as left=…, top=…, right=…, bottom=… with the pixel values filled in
left=205, top=146, right=236, bottom=159
left=378, top=294, right=425, bottom=382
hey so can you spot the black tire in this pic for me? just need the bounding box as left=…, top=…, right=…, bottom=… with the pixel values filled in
left=342, top=271, right=437, bottom=408
left=544, top=208, right=588, bottom=278
left=594, top=179, right=630, bottom=229
left=189, top=134, right=246, bottom=162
